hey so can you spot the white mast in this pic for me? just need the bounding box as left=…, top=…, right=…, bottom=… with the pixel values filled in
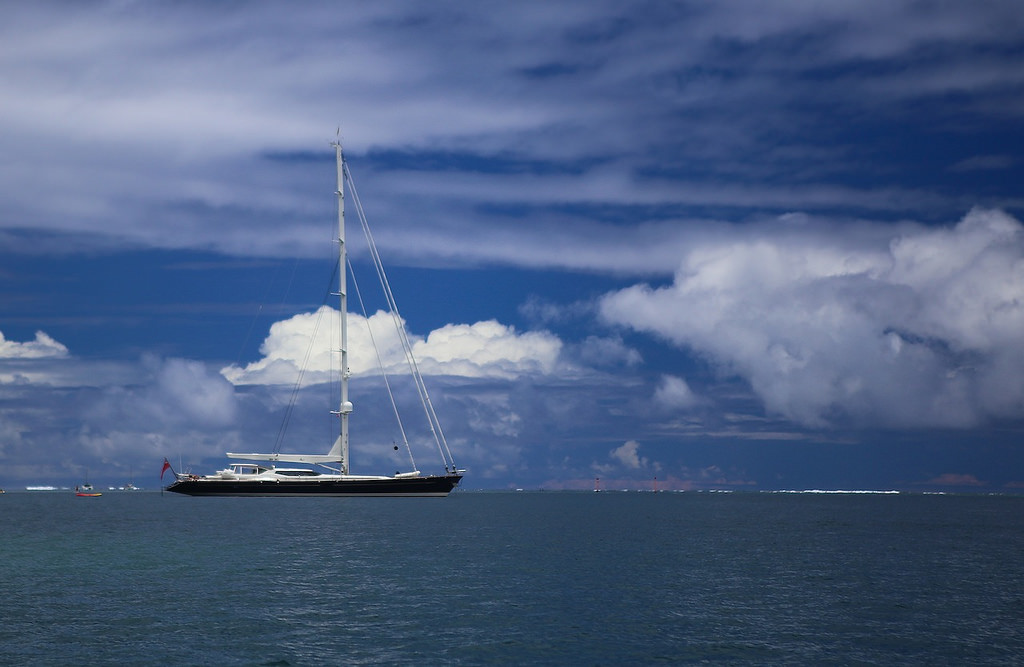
left=227, top=142, right=352, bottom=469
left=334, top=140, right=352, bottom=475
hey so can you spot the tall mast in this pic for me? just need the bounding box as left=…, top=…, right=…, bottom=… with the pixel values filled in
left=334, top=140, right=352, bottom=474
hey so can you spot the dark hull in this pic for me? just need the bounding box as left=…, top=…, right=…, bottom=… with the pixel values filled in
left=166, top=474, right=462, bottom=497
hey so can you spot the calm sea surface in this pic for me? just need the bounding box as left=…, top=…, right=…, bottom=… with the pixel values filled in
left=1, top=491, right=1023, bottom=665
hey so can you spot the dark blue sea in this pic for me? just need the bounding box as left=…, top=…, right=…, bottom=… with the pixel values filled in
left=2, top=491, right=1023, bottom=665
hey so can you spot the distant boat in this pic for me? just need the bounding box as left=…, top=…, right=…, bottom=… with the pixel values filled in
left=165, top=139, right=463, bottom=497
left=120, top=468, right=142, bottom=491
left=75, top=483, right=102, bottom=497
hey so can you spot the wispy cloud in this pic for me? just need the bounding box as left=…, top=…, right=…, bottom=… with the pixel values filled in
left=3, top=1, right=1022, bottom=261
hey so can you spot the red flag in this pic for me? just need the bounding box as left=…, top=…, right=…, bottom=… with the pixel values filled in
left=160, top=458, right=172, bottom=480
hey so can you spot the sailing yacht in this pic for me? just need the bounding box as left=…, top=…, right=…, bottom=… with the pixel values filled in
left=165, top=140, right=463, bottom=497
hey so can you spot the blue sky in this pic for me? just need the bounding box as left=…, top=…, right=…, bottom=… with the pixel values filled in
left=2, top=1, right=1024, bottom=491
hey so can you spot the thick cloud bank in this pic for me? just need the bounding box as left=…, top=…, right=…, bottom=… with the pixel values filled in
left=600, top=208, right=1024, bottom=428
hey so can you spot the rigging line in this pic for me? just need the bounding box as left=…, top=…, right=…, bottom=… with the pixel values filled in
left=343, top=163, right=452, bottom=464
left=344, top=164, right=457, bottom=470
left=353, top=206, right=455, bottom=470
left=272, top=257, right=341, bottom=454
left=347, top=257, right=418, bottom=471
left=233, top=256, right=299, bottom=369
left=235, top=303, right=264, bottom=370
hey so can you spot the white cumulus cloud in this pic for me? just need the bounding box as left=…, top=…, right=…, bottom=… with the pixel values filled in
left=600, top=208, right=1024, bottom=428
left=0, top=330, right=68, bottom=359
left=221, top=307, right=563, bottom=385
left=611, top=440, right=648, bottom=469
left=654, top=375, right=702, bottom=410
left=413, top=320, right=562, bottom=378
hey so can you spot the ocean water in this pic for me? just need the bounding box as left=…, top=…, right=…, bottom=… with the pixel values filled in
left=1, top=491, right=1023, bottom=665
